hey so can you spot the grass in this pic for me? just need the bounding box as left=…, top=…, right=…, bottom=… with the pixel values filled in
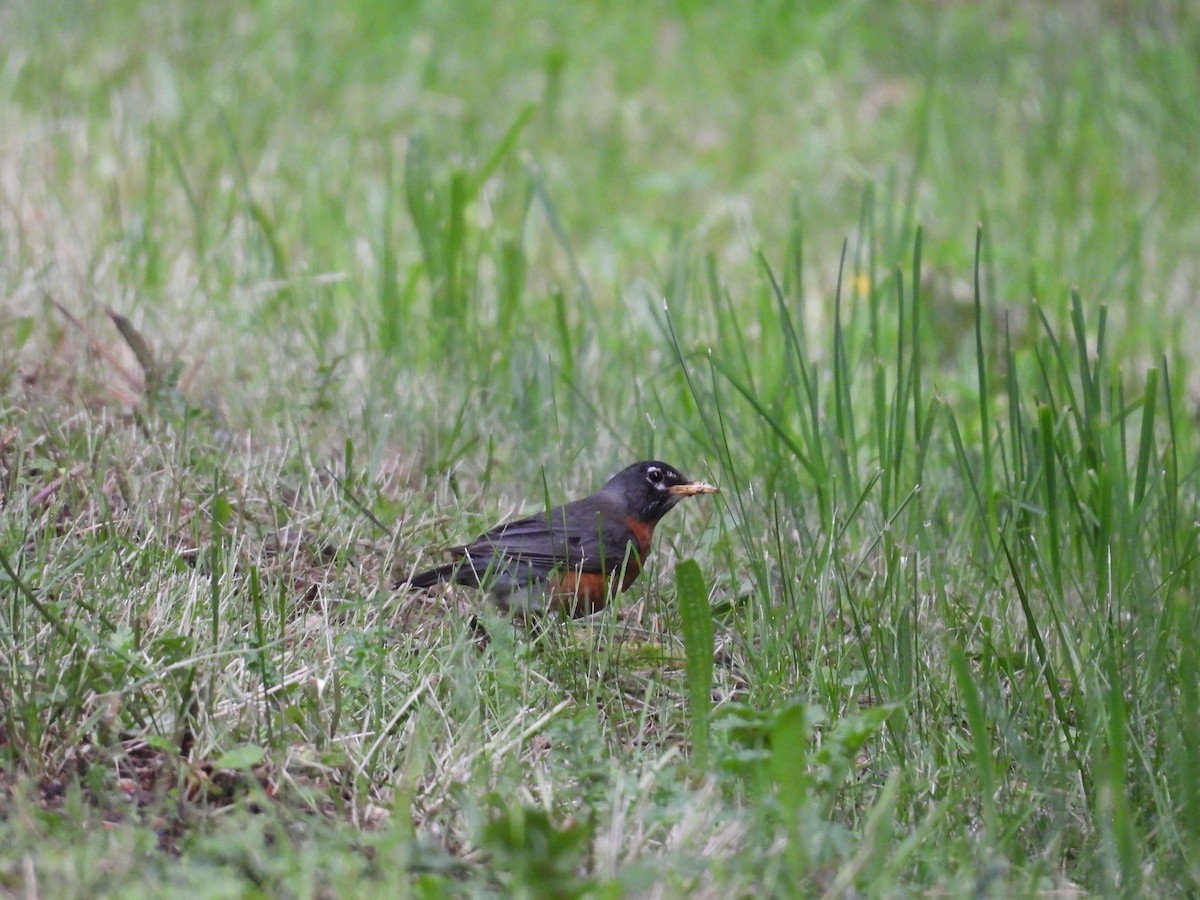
left=3, top=0, right=1200, bottom=895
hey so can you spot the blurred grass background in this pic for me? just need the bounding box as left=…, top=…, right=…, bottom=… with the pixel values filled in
left=2, top=0, right=1200, bottom=895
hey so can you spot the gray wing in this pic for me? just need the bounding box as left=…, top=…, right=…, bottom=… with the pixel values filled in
left=455, top=496, right=636, bottom=580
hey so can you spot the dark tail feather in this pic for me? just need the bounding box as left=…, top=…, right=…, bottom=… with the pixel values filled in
left=401, top=562, right=458, bottom=590
left=401, top=560, right=482, bottom=591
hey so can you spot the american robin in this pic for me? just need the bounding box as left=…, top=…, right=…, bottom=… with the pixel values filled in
left=403, top=461, right=718, bottom=617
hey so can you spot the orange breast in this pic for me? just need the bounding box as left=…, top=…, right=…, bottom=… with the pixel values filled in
left=548, top=571, right=615, bottom=617
left=623, top=516, right=655, bottom=560
left=546, top=517, right=656, bottom=617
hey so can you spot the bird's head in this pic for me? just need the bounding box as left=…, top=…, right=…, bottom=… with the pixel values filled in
left=602, top=460, right=719, bottom=523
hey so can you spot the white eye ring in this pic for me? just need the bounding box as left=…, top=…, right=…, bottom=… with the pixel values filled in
left=647, top=467, right=664, bottom=485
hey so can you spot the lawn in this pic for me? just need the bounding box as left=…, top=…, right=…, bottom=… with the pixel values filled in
left=2, top=0, right=1200, bottom=895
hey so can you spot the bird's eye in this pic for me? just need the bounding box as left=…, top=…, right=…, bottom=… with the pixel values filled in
left=647, top=467, right=664, bottom=485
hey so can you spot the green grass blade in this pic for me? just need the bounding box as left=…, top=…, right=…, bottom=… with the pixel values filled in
left=998, top=529, right=1090, bottom=807
left=1038, top=403, right=1064, bottom=598
left=973, top=225, right=995, bottom=527
left=1133, top=367, right=1158, bottom=507
left=676, top=559, right=714, bottom=772
left=708, top=355, right=817, bottom=481
left=950, top=643, right=997, bottom=835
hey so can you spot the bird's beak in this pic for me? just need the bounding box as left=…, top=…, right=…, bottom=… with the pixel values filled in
left=668, top=480, right=720, bottom=496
